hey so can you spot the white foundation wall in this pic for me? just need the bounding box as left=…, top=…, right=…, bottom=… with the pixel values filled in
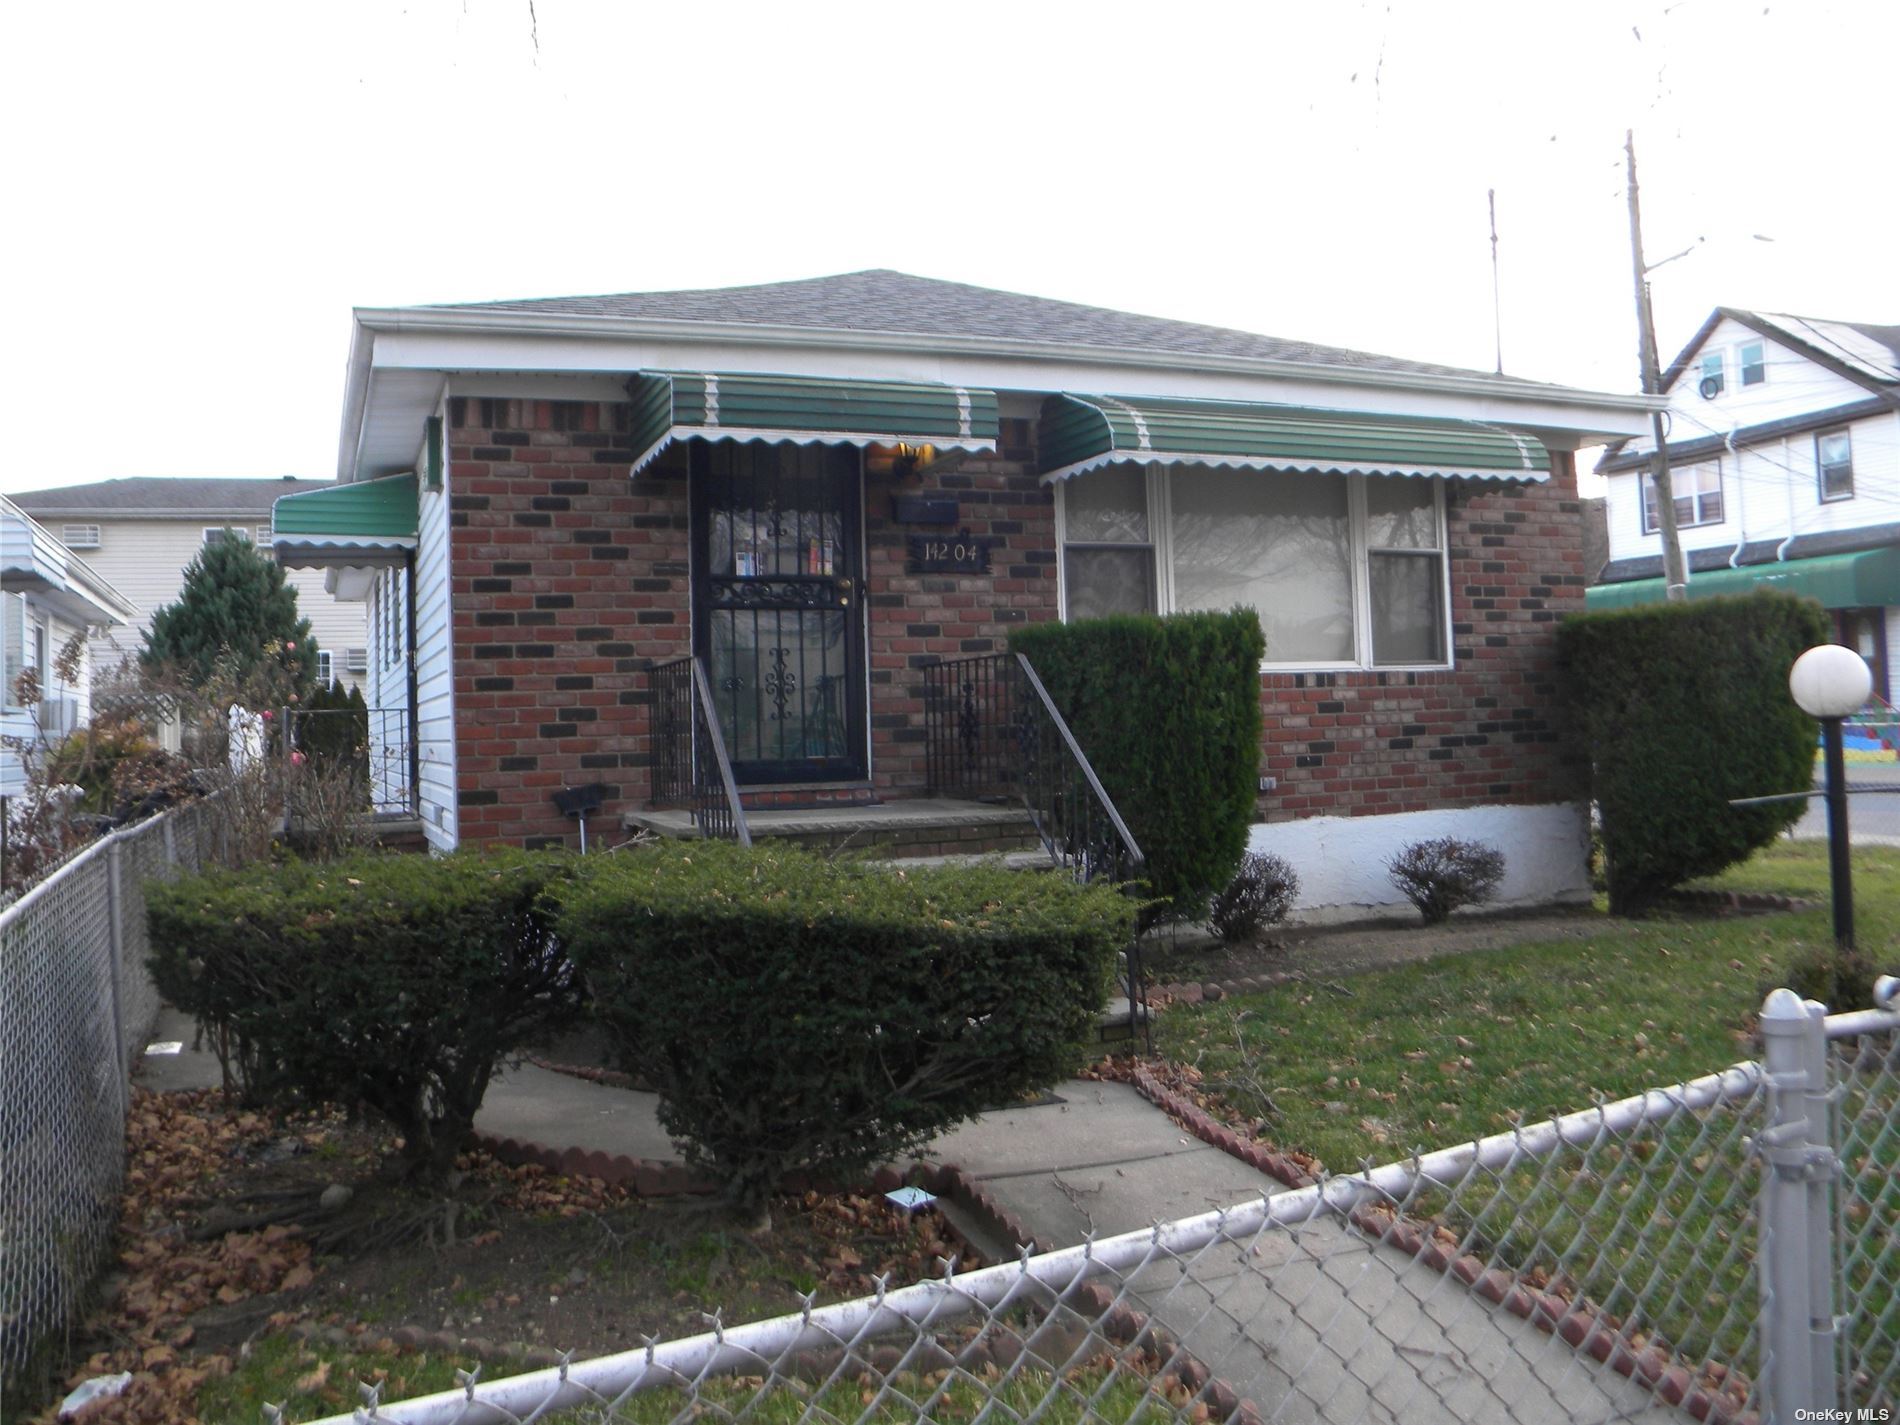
left=1248, top=801, right=1592, bottom=924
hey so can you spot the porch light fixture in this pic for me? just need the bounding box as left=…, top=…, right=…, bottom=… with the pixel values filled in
left=1788, top=643, right=1872, bottom=951
left=890, top=442, right=937, bottom=480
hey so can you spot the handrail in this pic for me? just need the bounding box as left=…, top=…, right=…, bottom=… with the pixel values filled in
left=1013, top=653, right=1144, bottom=877
left=689, top=657, right=752, bottom=847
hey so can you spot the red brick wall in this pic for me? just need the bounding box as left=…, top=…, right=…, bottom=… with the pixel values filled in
left=444, top=397, right=1581, bottom=845
left=1255, top=449, right=1588, bottom=820
left=863, top=418, right=1061, bottom=792
left=447, top=398, right=690, bottom=848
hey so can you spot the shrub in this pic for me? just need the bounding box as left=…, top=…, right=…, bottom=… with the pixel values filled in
left=1775, top=943, right=1882, bottom=1014
left=1559, top=592, right=1828, bottom=914
left=146, top=849, right=584, bottom=1184
left=1208, top=852, right=1300, bottom=941
left=1387, top=837, right=1505, bottom=924
left=557, top=840, right=1131, bottom=1222
left=1010, top=609, right=1265, bottom=921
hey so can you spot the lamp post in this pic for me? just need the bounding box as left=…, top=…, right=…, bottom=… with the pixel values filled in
left=1788, top=644, right=1873, bottom=950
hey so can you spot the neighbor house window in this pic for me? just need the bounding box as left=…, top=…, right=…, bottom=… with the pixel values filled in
left=1698, top=352, right=1726, bottom=396
left=316, top=649, right=334, bottom=686
left=1739, top=341, right=1766, bottom=386
left=1059, top=469, right=1449, bottom=668
left=1642, top=463, right=1724, bottom=533
left=60, top=524, right=100, bottom=549
left=202, top=526, right=253, bottom=546
left=1818, top=429, right=1854, bottom=502
left=1, top=594, right=23, bottom=710
left=1060, top=465, right=1156, bottom=621
left=255, top=525, right=273, bottom=545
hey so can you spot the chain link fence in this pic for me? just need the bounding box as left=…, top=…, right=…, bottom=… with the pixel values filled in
left=288, top=981, right=1896, bottom=1425
left=0, top=796, right=232, bottom=1383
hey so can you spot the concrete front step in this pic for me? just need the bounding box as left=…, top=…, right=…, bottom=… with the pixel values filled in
left=624, top=797, right=1043, bottom=859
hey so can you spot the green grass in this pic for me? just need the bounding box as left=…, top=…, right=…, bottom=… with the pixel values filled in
left=1159, top=842, right=1894, bottom=1170
left=198, top=1332, right=1170, bottom=1425
left=1156, top=840, right=1900, bottom=1377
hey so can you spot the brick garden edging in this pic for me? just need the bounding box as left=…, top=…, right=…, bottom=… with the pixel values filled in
left=1120, top=1066, right=1760, bottom=1422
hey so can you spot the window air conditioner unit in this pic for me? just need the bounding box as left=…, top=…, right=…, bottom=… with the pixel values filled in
left=343, top=648, right=368, bottom=673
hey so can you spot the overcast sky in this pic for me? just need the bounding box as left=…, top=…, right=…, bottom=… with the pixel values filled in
left=6, top=0, right=1896, bottom=496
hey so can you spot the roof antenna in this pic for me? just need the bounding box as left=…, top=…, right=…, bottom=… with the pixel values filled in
left=1488, top=188, right=1504, bottom=375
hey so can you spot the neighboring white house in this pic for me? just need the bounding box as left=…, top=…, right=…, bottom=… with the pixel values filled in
left=8, top=477, right=371, bottom=694
left=0, top=497, right=138, bottom=795
left=1589, top=308, right=1900, bottom=699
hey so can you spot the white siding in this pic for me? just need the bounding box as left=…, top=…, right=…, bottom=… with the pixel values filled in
left=415, top=409, right=458, bottom=850
left=58, top=517, right=369, bottom=693
left=1604, top=404, right=1900, bottom=565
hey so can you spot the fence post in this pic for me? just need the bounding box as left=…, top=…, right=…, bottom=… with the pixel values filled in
left=104, top=837, right=129, bottom=1098
left=1799, top=997, right=1840, bottom=1407
left=1758, top=987, right=1818, bottom=1420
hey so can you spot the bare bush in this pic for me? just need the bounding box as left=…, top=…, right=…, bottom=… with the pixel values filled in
left=1208, top=852, right=1300, bottom=942
left=1386, top=837, right=1506, bottom=925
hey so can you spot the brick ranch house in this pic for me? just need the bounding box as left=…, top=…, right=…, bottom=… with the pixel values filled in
left=274, top=271, right=1654, bottom=919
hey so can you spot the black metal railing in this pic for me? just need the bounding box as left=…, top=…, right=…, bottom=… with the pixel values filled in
left=922, top=652, right=1020, bottom=801
left=648, top=657, right=752, bottom=846
left=924, top=652, right=1149, bottom=1044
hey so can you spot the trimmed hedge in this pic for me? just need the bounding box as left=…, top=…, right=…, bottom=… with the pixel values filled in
left=146, top=849, right=584, bottom=1183
left=1010, top=609, right=1265, bottom=920
left=558, top=840, right=1131, bottom=1219
left=1558, top=591, right=1827, bottom=913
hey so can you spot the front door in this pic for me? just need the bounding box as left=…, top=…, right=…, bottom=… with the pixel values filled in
left=690, top=441, right=866, bottom=783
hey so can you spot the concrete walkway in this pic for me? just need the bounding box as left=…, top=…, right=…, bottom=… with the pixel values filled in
left=134, top=1009, right=1682, bottom=1423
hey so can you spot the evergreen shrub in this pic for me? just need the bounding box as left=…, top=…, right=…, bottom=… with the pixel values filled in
left=1558, top=591, right=1827, bottom=913
left=558, top=840, right=1131, bottom=1220
left=1009, top=609, right=1265, bottom=920
left=146, top=849, right=583, bottom=1183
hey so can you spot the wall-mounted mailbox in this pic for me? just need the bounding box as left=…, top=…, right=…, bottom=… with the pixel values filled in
left=892, top=495, right=959, bottom=525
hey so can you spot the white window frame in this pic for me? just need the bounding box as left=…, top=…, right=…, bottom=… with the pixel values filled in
left=316, top=649, right=334, bottom=686
left=1055, top=468, right=1453, bottom=673
left=255, top=524, right=273, bottom=545
left=202, top=526, right=254, bottom=546
left=1641, top=462, right=1725, bottom=534
left=1739, top=340, right=1767, bottom=387
left=1698, top=351, right=1726, bottom=397
left=1817, top=428, right=1855, bottom=503
left=60, top=524, right=101, bottom=549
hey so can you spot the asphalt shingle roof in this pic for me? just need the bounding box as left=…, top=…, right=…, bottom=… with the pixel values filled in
left=9, top=477, right=328, bottom=515
left=440, top=269, right=1522, bottom=384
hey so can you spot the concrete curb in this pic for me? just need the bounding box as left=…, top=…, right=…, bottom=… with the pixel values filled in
left=1120, top=1064, right=1760, bottom=1423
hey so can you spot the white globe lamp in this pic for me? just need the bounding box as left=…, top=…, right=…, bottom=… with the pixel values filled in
left=1789, top=642, right=1870, bottom=952
left=1788, top=643, right=1872, bottom=719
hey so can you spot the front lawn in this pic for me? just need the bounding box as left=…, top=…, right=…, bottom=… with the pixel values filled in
left=1154, top=841, right=1899, bottom=1387
left=1157, top=841, right=1894, bottom=1171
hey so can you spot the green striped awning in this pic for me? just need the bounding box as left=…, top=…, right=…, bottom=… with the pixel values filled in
left=628, top=371, right=1000, bottom=475
left=1038, top=394, right=1550, bottom=484
left=1586, top=547, right=1900, bottom=612
left=271, top=473, right=418, bottom=568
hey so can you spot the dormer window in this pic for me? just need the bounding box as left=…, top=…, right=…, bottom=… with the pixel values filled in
left=1739, top=340, right=1766, bottom=386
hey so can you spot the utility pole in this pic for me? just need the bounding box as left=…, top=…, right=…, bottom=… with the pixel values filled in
left=1625, top=130, right=1689, bottom=601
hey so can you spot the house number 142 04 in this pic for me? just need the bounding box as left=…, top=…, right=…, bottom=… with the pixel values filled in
left=907, top=530, right=994, bottom=574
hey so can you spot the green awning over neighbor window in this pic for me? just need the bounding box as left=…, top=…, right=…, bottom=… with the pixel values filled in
left=1038, top=394, right=1551, bottom=484
left=628, top=371, right=1000, bottom=475
left=271, top=473, right=418, bottom=569
left=1586, top=547, right=1900, bottom=612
